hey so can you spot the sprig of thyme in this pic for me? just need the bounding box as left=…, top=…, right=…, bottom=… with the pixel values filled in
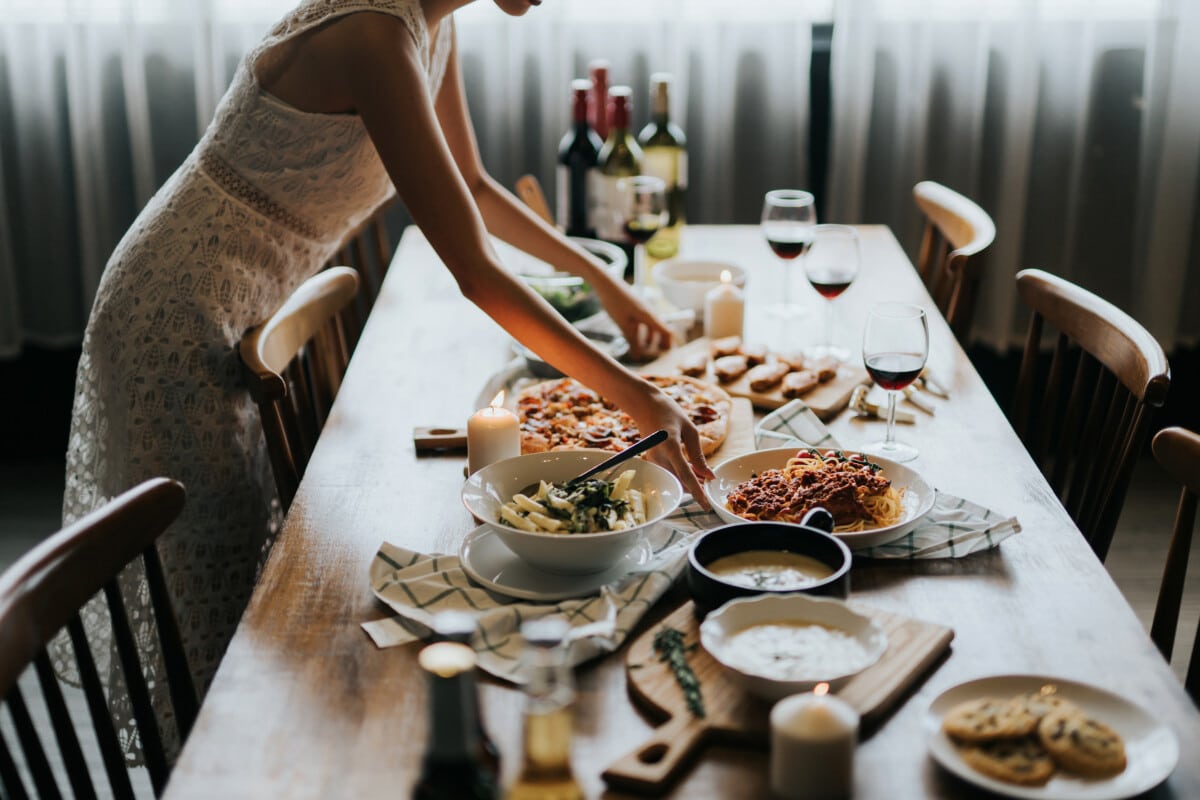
left=653, top=627, right=705, bottom=719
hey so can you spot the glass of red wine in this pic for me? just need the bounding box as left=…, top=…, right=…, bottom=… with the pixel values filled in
left=761, top=189, right=817, bottom=320
left=861, top=303, right=929, bottom=463
left=615, top=175, right=667, bottom=298
left=803, top=224, right=860, bottom=361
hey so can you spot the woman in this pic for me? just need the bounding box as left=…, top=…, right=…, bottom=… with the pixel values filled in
left=62, top=0, right=714, bottom=754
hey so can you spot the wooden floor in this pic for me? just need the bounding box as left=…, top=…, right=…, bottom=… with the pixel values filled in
left=0, top=454, right=1196, bottom=797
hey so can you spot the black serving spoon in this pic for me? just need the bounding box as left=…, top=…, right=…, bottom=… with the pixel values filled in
left=519, top=429, right=669, bottom=496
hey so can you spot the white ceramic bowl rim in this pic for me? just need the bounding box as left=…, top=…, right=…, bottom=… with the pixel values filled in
left=700, top=593, right=888, bottom=685
left=462, top=450, right=683, bottom=540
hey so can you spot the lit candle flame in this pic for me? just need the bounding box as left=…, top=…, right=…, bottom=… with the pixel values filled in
left=813, top=682, right=830, bottom=697
left=489, top=390, right=506, bottom=409
left=720, top=269, right=732, bottom=285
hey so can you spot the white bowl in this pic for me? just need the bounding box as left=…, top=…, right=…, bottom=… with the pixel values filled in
left=461, top=450, right=684, bottom=575
left=704, top=446, right=935, bottom=550
left=700, top=594, right=887, bottom=702
left=652, top=259, right=747, bottom=314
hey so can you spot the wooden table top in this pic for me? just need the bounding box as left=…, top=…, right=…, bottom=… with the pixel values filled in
left=165, top=225, right=1200, bottom=799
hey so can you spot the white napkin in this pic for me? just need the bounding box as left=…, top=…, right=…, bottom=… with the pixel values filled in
left=755, top=399, right=1022, bottom=559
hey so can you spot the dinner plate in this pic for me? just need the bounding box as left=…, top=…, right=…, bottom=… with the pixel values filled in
left=458, top=524, right=653, bottom=602
left=703, top=447, right=936, bottom=550
left=926, top=675, right=1179, bottom=800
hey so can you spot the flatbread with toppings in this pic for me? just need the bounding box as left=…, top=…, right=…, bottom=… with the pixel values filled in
left=515, top=376, right=732, bottom=456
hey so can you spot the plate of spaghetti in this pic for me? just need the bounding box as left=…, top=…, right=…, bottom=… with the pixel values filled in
left=704, top=447, right=935, bottom=549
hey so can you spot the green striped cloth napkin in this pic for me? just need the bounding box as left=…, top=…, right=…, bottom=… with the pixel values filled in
left=363, top=505, right=725, bottom=681
left=755, top=399, right=1021, bottom=559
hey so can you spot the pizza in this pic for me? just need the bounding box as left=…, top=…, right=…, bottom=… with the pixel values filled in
left=515, top=375, right=732, bottom=456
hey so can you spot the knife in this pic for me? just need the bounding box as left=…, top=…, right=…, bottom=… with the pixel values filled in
left=918, top=368, right=950, bottom=399
left=902, top=385, right=936, bottom=415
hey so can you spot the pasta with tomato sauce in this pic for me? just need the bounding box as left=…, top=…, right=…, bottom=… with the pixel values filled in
left=725, top=449, right=905, bottom=531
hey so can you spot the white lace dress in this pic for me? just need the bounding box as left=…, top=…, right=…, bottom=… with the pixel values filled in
left=59, top=0, right=451, bottom=757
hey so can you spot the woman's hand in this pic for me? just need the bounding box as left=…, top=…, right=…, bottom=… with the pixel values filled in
left=591, top=279, right=674, bottom=362
left=620, top=380, right=716, bottom=507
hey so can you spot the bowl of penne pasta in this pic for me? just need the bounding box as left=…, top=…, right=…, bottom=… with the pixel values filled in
left=462, top=449, right=684, bottom=575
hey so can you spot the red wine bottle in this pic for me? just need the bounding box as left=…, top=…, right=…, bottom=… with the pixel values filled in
left=588, top=60, right=610, bottom=142
left=556, top=79, right=602, bottom=238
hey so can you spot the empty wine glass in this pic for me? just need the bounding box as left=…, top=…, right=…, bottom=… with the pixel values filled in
left=615, top=175, right=667, bottom=298
left=761, top=189, right=816, bottom=320
left=861, top=303, right=929, bottom=463
left=804, top=224, right=860, bottom=362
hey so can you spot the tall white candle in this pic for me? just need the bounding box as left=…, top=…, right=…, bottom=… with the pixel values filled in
left=770, top=683, right=859, bottom=800
left=467, top=391, right=520, bottom=475
left=703, top=269, right=745, bottom=340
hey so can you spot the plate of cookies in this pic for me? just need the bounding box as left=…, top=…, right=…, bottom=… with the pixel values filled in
left=927, top=674, right=1179, bottom=799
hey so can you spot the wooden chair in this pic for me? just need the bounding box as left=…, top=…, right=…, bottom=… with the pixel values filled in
left=1149, top=427, right=1200, bottom=702
left=240, top=267, right=360, bottom=510
left=912, top=180, right=996, bottom=342
left=325, top=198, right=397, bottom=346
left=0, top=478, right=196, bottom=798
left=1012, top=268, right=1170, bottom=561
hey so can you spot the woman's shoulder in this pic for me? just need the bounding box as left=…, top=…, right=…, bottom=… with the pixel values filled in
left=266, top=0, right=428, bottom=44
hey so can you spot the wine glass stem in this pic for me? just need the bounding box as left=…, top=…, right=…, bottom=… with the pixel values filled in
left=633, top=243, right=646, bottom=291
left=781, top=259, right=790, bottom=311
left=823, top=299, right=833, bottom=349
left=885, top=390, right=898, bottom=447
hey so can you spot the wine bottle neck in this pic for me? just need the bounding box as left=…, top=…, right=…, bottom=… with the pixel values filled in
left=426, top=672, right=482, bottom=761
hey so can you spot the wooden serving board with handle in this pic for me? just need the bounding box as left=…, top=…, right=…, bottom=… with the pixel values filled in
left=641, top=337, right=868, bottom=419
left=601, top=600, right=954, bottom=795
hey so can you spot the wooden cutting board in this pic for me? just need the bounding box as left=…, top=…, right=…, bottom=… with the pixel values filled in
left=641, top=337, right=868, bottom=419
left=601, top=601, right=954, bottom=795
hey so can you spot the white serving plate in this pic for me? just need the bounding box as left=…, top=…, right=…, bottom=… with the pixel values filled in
left=703, top=446, right=935, bottom=550
left=458, top=524, right=652, bottom=602
left=926, top=674, right=1179, bottom=800
left=699, top=593, right=887, bottom=702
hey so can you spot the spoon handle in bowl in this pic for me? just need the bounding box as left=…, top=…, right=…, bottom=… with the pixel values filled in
left=571, top=429, right=669, bottom=485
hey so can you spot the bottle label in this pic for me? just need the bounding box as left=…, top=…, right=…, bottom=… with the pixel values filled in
left=677, top=151, right=689, bottom=190
left=594, top=174, right=630, bottom=241
left=642, top=149, right=676, bottom=188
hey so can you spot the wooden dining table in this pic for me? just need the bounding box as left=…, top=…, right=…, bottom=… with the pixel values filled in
left=165, top=225, right=1200, bottom=799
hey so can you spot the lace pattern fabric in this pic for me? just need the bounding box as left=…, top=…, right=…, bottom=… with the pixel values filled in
left=58, top=0, right=452, bottom=763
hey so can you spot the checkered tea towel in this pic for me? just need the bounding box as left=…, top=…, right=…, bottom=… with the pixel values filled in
left=755, top=399, right=1022, bottom=559
left=362, top=505, right=723, bottom=682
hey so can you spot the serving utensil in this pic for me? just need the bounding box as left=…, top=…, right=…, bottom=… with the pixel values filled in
left=517, top=429, right=669, bottom=497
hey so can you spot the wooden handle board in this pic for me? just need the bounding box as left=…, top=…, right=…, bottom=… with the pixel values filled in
left=516, top=175, right=554, bottom=225
left=601, top=601, right=953, bottom=794
left=642, top=337, right=868, bottom=419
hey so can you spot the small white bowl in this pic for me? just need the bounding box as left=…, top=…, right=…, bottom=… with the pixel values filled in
left=704, top=447, right=936, bottom=550
left=700, top=594, right=887, bottom=702
left=461, top=450, right=684, bottom=575
left=652, top=259, right=747, bottom=314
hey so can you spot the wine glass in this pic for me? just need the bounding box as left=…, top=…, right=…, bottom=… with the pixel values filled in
left=861, top=303, right=929, bottom=463
left=615, top=175, right=667, bottom=298
left=803, top=224, right=860, bottom=361
left=760, top=189, right=817, bottom=320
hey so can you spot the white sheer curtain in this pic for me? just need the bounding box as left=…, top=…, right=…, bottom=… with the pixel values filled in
left=828, top=0, right=1200, bottom=350
left=0, top=0, right=819, bottom=357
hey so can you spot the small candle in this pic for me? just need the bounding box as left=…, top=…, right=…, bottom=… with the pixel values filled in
left=703, top=269, right=744, bottom=340
left=467, top=391, right=520, bottom=475
left=770, top=683, right=859, bottom=800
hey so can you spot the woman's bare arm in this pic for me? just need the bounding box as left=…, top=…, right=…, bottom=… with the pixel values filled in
left=314, top=15, right=710, bottom=494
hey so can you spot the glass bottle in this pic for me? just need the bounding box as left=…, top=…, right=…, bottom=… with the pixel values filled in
left=556, top=79, right=603, bottom=239
left=596, top=85, right=643, bottom=275
left=431, top=611, right=501, bottom=776
left=638, top=73, right=687, bottom=260
left=587, top=60, right=610, bottom=142
left=505, top=619, right=583, bottom=800
left=412, top=642, right=499, bottom=800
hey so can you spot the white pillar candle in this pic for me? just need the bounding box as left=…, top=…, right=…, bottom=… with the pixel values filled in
left=770, top=684, right=859, bottom=800
left=467, top=391, right=520, bottom=475
left=703, top=269, right=745, bottom=340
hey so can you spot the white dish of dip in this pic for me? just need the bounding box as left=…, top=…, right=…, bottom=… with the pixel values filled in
left=699, top=594, right=887, bottom=702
